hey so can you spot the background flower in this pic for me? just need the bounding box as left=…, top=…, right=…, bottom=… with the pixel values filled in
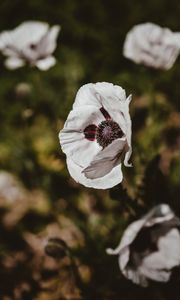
left=59, top=82, right=132, bottom=189
left=0, top=21, right=60, bottom=70
left=107, top=204, right=180, bottom=286
left=123, top=23, right=180, bottom=70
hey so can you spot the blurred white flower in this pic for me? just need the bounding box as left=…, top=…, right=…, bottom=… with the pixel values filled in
left=0, top=21, right=60, bottom=70
left=123, top=23, right=180, bottom=70
left=107, top=204, right=180, bottom=287
left=59, top=82, right=132, bottom=189
left=0, top=171, right=25, bottom=204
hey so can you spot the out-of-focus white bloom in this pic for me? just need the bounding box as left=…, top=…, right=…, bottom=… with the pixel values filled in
left=107, top=204, right=180, bottom=287
left=0, top=21, right=60, bottom=70
left=0, top=171, right=25, bottom=204
left=59, top=82, right=132, bottom=189
left=123, top=23, right=180, bottom=70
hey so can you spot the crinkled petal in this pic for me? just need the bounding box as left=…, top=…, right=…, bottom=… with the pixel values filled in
left=59, top=106, right=103, bottom=167
left=73, top=83, right=102, bottom=109
left=35, top=56, right=56, bottom=70
left=66, top=157, right=123, bottom=189
left=83, top=138, right=126, bottom=179
left=123, top=22, right=180, bottom=70
left=5, top=57, right=25, bottom=69
left=73, top=82, right=127, bottom=114
left=73, top=83, right=132, bottom=165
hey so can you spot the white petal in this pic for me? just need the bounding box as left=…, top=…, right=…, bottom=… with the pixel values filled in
left=73, top=83, right=132, bottom=165
left=142, top=229, right=180, bottom=271
left=5, top=57, right=25, bottom=69
left=36, top=25, right=60, bottom=57
left=123, top=267, right=149, bottom=287
left=173, top=32, right=180, bottom=49
left=123, top=95, right=132, bottom=167
left=123, top=22, right=180, bottom=69
left=35, top=56, right=56, bottom=70
left=107, top=204, right=173, bottom=258
left=139, top=265, right=171, bottom=283
left=10, top=21, right=49, bottom=49
left=59, top=106, right=103, bottom=167
left=144, top=204, right=174, bottom=227
left=83, top=138, right=126, bottom=179
left=106, top=219, right=146, bottom=256
left=66, top=157, right=123, bottom=189
left=0, top=31, right=13, bottom=50
left=73, top=83, right=102, bottom=109
left=73, top=82, right=126, bottom=110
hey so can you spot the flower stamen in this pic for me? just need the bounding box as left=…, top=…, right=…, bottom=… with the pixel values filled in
left=96, top=120, right=124, bottom=148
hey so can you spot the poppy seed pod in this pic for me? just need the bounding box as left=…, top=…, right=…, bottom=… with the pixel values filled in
left=107, top=204, right=180, bottom=287
left=59, top=82, right=132, bottom=189
left=45, top=238, right=69, bottom=259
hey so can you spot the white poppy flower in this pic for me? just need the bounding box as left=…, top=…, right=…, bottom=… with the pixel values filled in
left=107, top=204, right=180, bottom=287
left=59, top=82, right=132, bottom=189
left=123, top=23, right=180, bottom=70
left=0, top=21, right=60, bottom=70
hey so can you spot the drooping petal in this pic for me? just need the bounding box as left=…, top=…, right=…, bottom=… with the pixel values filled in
left=107, top=204, right=180, bottom=286
left=66, top=157, right=123, bottom=189
left=35, top=56, right=56, bottom=70
left=106, top=219, right=146, bottom=256
left=82, top=138, right=126, bottom=179
left=5, top=57, right=25, bottom=69
left=59, top=106, right=103, bottom=167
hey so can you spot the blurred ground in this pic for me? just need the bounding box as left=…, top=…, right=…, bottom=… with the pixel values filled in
left=0, top=0, right=180, bottom=299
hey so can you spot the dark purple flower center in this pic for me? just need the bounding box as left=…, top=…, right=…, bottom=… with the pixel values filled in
left=84, top=106, right=124, bottom=147
left=96, top=120, right=123, bottom=148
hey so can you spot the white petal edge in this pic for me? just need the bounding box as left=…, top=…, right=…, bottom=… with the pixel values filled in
left=36, top=25, right=61, bottom=57
left=35, top=56, right=56, bottom=70
left=83, top=138, right=126, bottom=179
left=73, top=82, right=127, bottom=111
left=5, top=57, right=25, bottom=69
left=66, top=157, right=123, bottom=189
left=59, top=105, right=103, bottom=167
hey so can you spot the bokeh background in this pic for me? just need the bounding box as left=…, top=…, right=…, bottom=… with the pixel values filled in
left=0, top=0, right=180, bottom=299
